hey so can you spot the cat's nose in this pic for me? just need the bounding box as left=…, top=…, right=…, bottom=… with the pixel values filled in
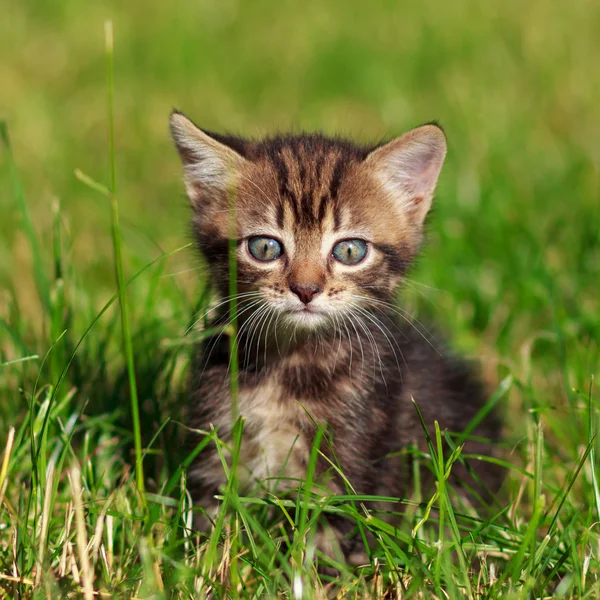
left=290, top=283, right=323, bottom=305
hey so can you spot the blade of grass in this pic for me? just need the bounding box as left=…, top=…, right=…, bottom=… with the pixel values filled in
left=455, top=374, right=511, bottom=447
left=586, top=376, right=600, bottom=523
left=434, top=422, right=473, bottom=599
left=296, top=424, right=327, bottom=542
left=544, top=438, right=594, bottom=537
left=162, top=433, right=214, bottom=497
left=49, top=198, right=65, bottom=385
left=227, top=181, right=239, bottom=421
left=1, top=355, right=39, bottom=368
left=104, top=20, right=143, bottom=501
left=533, top=508, right=582, bottom=592
left=297, top=402, right=373, bottom=562
left=0, top=427, right=15, bottom=511
left=70, top=466, right=95, bottom=600
left=203, top=420, right=243, bottom=580
left=495, top=422, right=545, bottom=590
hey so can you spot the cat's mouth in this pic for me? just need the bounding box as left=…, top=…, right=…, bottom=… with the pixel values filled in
left=283, top=304, right=328, bottom=327
left=290, top=303, right=325, bottom=315
left=298, top=304, right=319, bottom=313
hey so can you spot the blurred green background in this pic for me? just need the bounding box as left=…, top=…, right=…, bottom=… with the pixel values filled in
left=1, top=0, right=599, bottom=386
left=1, top=5, right=599, bottom=593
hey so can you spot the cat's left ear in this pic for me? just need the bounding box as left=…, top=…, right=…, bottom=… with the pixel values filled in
left=365, top=124, right=446, bottom=225
left=170, top=110, right=248, bottom=207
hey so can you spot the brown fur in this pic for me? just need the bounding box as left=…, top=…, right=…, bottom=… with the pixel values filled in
left=170, top=111, right=502, bottom=558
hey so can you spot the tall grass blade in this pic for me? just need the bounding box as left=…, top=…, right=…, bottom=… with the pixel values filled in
left=227, top=182, right=239, bottom=420
left=587, top=376, right=600, bottom=523
left=104, top=21, right=144, bottom=501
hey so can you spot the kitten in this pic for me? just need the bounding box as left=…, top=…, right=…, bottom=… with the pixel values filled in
left=170, top=111, right=502, bottom=557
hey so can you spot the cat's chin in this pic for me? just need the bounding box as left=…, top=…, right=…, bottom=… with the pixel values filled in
left=282, top=308, right=329, bottom=330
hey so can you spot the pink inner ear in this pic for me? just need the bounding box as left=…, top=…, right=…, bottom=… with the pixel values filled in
left=387, top=142, right=444, bottom=200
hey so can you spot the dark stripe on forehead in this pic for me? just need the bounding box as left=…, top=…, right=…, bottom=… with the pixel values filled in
left=328, top=156, right=345, bottom=201
left=312, top=153, right=328, bottom=225
left=314, top=153, right=325, bottom=178
left=292, top=144, right=319, bottom=227
left=276, top=201, right=285, bottom=228
left=317, top=194, right=328, bottom=224
left=301, top=189, right=315, bottom=226
left=329, top=156, right=346, bottom=231
left=333, top=206, right=342, bottom=231
left=271, top=149, right=301, bottom=223
left=282, top=144, right=316, bottom=228
left=270, top=147, right=288, bottom=194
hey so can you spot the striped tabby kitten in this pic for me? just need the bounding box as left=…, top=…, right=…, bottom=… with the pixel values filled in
left=170, top=111, right=501, bottom=556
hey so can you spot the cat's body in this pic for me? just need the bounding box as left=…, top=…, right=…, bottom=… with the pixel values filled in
left=189, top=322, right=499, bottom=506
left=169, top=113, right=502, bottom=555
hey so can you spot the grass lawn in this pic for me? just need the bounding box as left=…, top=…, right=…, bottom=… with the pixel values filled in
left=1, top=0, right=599, bottom=597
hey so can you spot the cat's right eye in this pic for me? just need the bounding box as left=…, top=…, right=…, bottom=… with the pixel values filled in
left=247, top=236, right=283, bottom=261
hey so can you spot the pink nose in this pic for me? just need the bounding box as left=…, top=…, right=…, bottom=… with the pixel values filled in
left=290, top=283, right=323, bottom=304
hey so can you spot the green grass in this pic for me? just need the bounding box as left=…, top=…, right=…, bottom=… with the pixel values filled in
left=1, top=0, right=599, bottom=597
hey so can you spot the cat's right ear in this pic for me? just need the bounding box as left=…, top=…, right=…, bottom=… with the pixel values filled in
left=170, top=110, right=247, bottom=207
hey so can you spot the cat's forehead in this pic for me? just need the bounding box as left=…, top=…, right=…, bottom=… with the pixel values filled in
left=238, top=134, right=375, bottom=232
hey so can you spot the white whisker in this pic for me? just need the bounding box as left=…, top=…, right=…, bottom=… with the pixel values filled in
left=186, top=291, right=263, bottom=334
left=352, top=294, right=442, bottom=356
left=347, top=306, right=383, bottom=386
left=350, top=303, right=405, bottom=375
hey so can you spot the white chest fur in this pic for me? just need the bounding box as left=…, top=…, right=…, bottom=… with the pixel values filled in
left=236, top=379, right=308, bottom=492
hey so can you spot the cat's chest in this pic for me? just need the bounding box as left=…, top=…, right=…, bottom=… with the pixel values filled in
left=236, top=377, right=309, bottom=491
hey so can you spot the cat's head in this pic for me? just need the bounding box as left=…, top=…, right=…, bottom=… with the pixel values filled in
left=170, top=111, right=446, bottom=331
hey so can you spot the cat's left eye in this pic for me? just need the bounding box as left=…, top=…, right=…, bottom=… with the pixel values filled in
left=248, top=236, right=283, bottom=261
left=332, top=239, right=368, bottom=265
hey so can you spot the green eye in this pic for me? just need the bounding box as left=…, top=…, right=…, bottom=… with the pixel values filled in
left=332, top=239, right=368, bottom=265
left=248, top=236, right=283, bottom=261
